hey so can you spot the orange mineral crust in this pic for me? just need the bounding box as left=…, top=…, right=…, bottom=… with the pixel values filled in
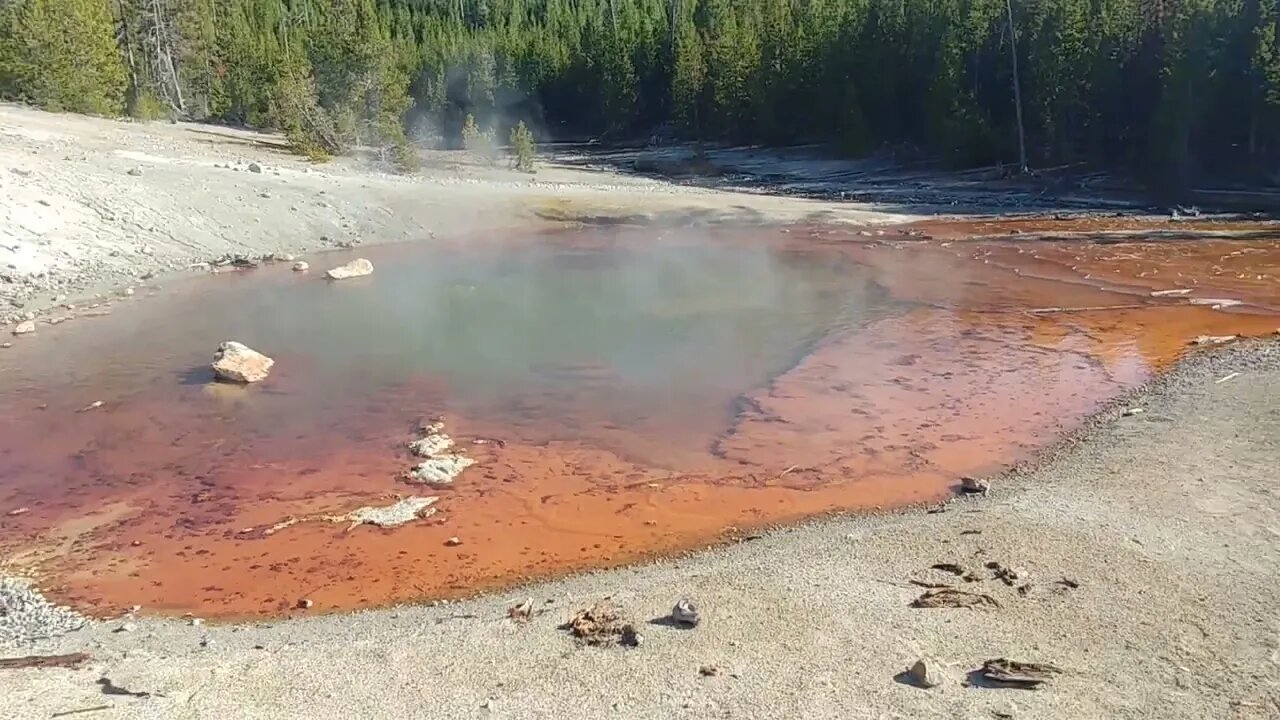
left=2, top=222, right=1277, bottom=618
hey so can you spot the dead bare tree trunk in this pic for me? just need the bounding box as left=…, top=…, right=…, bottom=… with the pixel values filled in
left=1006, top=0, right=1028, bottom=174
left=151, top=0, right=185, bottom=113
left=115, top=2, right=140, bottom=96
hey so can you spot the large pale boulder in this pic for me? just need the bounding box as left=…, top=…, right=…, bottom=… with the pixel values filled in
left=324, top=258, right=373, bottom=280
left=211, top=341, right=274, bottom=383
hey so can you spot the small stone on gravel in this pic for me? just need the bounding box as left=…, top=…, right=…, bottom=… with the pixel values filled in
left=671, top=598, right=700, bottom=627
left=904, top=657, right=945, bottom=688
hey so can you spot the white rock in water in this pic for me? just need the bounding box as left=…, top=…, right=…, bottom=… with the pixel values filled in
left=324, top=258, right=373, bottom=280
left=11, top=320, right=35, bottom=336
left=406, top=455, right=476, bottom=485
left=1188, top=298, right=1242, bottom=308
left=211, top=341, right=274, bottom=383
left=345, top=496, right=438, bottom=527
left=409, top=433, right=455, bottom=458
left=292, top=261, right=309, bottom=272
left=1190, top=335, right=1237, bottom=346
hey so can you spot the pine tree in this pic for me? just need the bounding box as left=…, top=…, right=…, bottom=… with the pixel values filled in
left=0, top=0, right=1276, bottom=189
left=0, top=0, right=128, bottom=115
left=509, top=119, right=535, bottom=170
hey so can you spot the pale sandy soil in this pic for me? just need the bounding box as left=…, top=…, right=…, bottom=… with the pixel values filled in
left=0, top=105, right=915, bottom=325
left=1, top=342, right=1277, bottom=719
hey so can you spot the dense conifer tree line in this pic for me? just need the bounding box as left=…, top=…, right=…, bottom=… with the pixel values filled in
left=1, top=0, right=1278, bottom=188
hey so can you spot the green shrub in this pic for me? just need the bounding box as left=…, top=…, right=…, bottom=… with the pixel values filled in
left=127, top=90, right=170, bottom=121
left=509, top=121, right=536, bottom=172
left=461, top=113, right=498, bottom=163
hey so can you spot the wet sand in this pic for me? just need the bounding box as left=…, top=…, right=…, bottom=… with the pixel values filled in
left=2, top=223, right=1279, bottom=618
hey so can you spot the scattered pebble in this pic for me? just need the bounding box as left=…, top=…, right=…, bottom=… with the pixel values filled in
left=126, top=167, right=143, bottom=176
left=7, top=507, right=30, bottom=516
left=1122, top=407, right=1145, bottom=417
left=11, top=320, right=35, bottom=336
left=297, top=598, right=314, bottom=610
left=190, top=618, right=203, bottom=627
left=507, top=598, right=534, bottom=622
left=904, top=657, right=945, bottom=689
left=445, top=537, right=462, bottom=547
left=248, top=162, right=262, bottom=173
left=960, top=476, right=991, bottom=494
left=292, top=261, right=309, bottom=272
left=671, top=598, right=700, bottom=627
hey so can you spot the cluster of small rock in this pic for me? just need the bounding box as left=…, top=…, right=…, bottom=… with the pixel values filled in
left=404, top=421, right=476, bottom=486
left=0, top=576, right=88, bottom=650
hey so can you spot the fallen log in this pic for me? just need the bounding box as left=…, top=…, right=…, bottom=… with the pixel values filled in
left=0, top=652, right=90, bottom=670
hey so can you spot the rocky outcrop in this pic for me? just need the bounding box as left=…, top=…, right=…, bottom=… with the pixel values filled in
left=343, top=496, right=438, bottom=528
left=408, top=433, right=455, bottom=458
left=211, top=341, right=274, bottom=383
left=403, top=421, right=476, bottom=485
left=407, top=455, right=476, bottom=485
left=324, top=258, right=373, bottom=280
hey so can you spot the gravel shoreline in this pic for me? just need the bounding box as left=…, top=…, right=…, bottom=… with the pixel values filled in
left=0, top=578, right=87, bottom=651
left=3, top=340, right=1277, bottom=719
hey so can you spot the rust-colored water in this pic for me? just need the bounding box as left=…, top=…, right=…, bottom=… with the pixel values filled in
left=1, top=222, right=1278, bottom=618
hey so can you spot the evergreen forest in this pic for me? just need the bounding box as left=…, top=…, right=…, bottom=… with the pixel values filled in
left=2, top=0, right=1278, bottom=191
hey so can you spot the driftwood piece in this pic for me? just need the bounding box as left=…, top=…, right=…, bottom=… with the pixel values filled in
left=52, top=705, right=112, bottom=717
left=563, top=600, right=642, bottom=647
left=0, top=653, right=90, bottom=670
left=977, top=658, right=1063, bottom=688
left=911, top=588, right=1000, bottom=610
